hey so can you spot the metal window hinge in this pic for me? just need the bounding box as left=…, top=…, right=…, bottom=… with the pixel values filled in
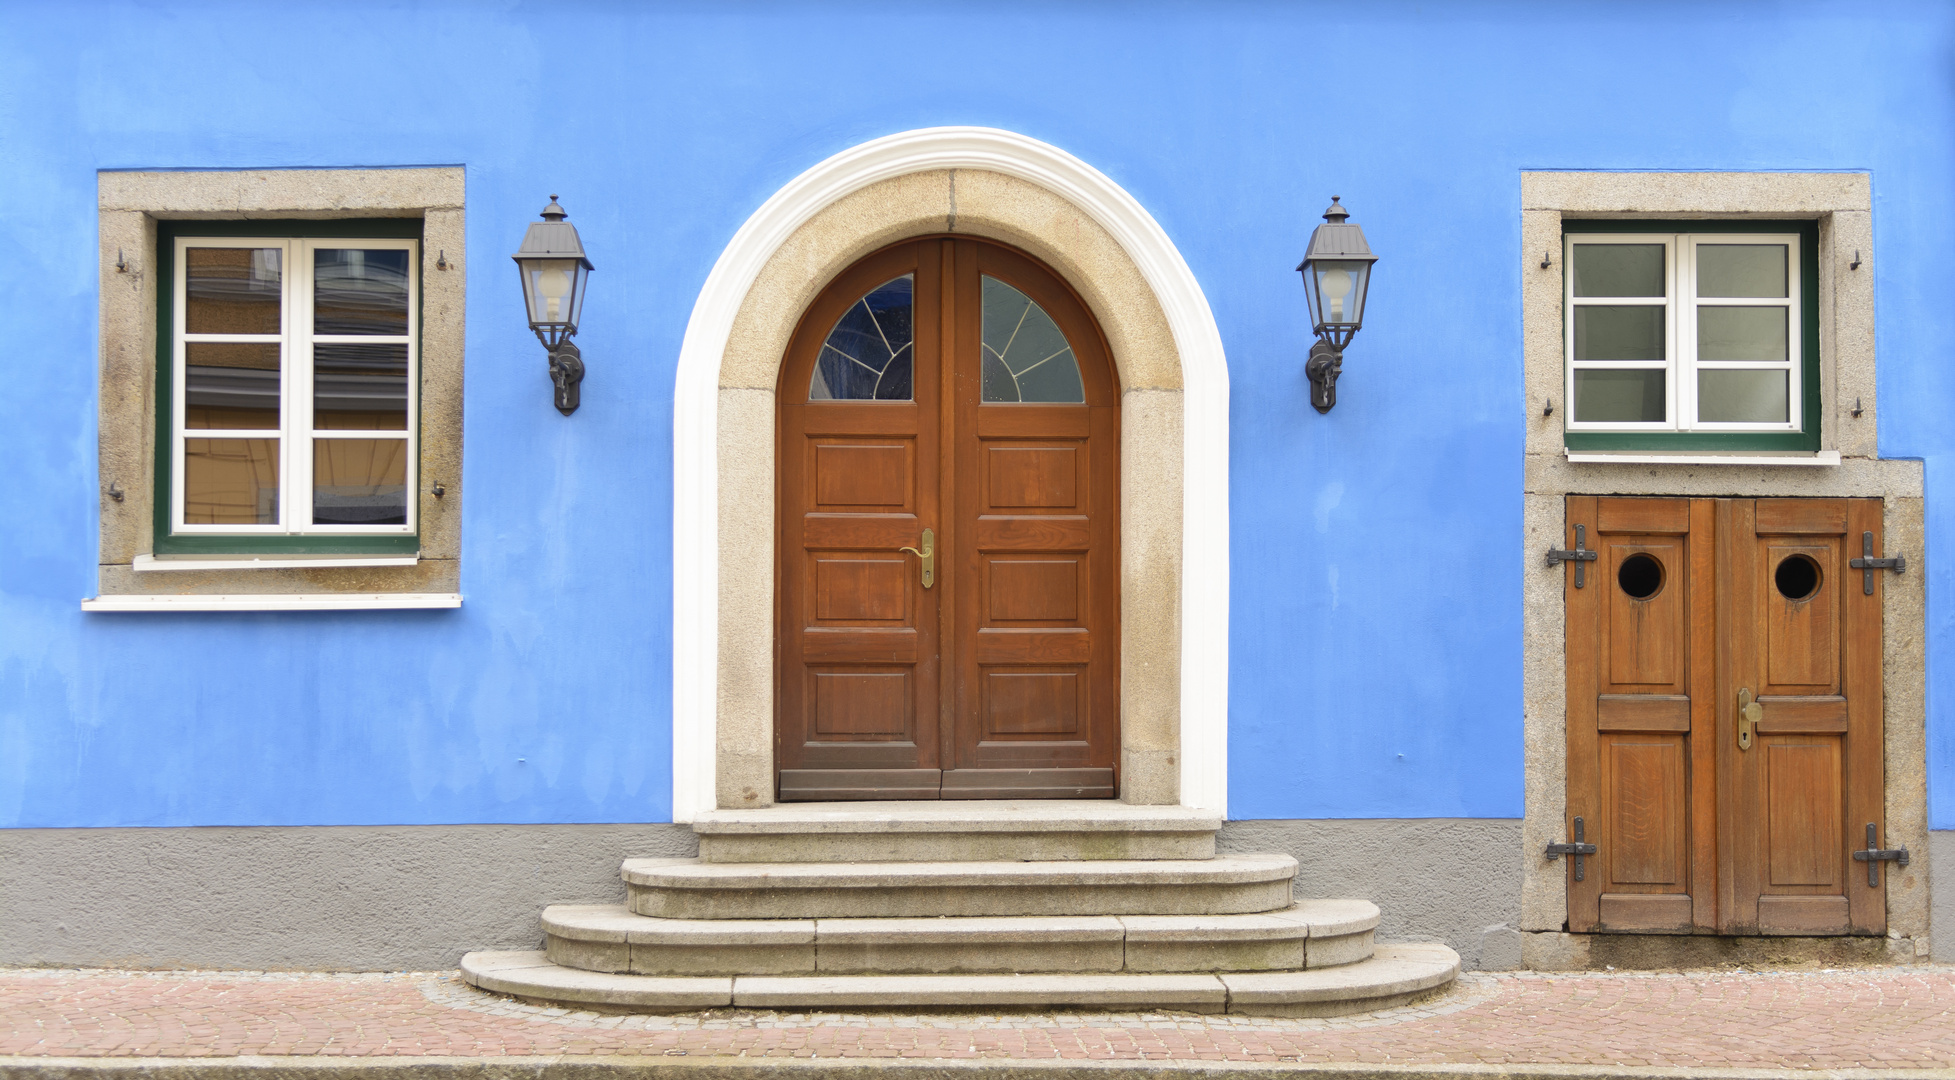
left=1847, top=531, right=1905, bottom=595
left=1546, top=523, right=1599, bottom=587
left=1851, top=822, right=1909, bottom=887
left=1546, top=816, right=1598, bottom=881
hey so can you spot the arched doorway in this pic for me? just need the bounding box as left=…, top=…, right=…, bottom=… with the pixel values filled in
left=774, top=236, right=1121, bottom=800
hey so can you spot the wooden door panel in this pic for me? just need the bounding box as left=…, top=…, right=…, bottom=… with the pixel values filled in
left=1571, top=496, right=1886, bottom=936
left=1763, top=736, right=1844, bottom=887
left=776, top=241, right=942, bottom=800
left=777, top=236, right=1119, bottom=800
left=1601, top=735, right=1688, bottom=888
left=1763, top=542, right=1839, bottom=690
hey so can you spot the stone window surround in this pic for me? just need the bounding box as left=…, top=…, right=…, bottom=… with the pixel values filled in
left=669, top=128, right=1231, bottom=819
left=93, top=167, right=465, bottom=604
left=1519, top=171, right=1930, bottom=965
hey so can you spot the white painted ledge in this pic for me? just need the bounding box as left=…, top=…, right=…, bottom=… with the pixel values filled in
left=1564, top=449, right=1841, bottom=467
left=82, top=593, right=462, bottom=612
left=132, top=553, right=420, bottom=572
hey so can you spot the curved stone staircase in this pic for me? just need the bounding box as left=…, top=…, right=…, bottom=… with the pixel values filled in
left=462, top=802, right=1458, bottom=1015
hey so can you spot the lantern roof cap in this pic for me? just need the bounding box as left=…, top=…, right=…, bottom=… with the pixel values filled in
left=1297, top=196, right=1377, bottom=271
left=512, top=195, right=595, bottom=270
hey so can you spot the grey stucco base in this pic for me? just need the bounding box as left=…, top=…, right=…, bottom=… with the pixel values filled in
left=0, top=824, right=697, bottom=971
left=2, top=819, right=1519, bottom=972
left=1934, top=830, right=1953, bottom=962
left=1218, top=818, right=1523, bottom=972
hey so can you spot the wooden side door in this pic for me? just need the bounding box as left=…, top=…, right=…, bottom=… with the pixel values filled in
left=776, top=242, right=944, bottom=799
left=1563, top=496, right=1888, bottom=935
left=942, top=240, right=1120, bottom=798
left=1565, top=496, right=1716, bottom=932
left=1720, top=498, right=1886, bottom=934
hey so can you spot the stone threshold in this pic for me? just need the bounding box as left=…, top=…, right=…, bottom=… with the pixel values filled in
left=691, top=800, right=1223, bottom=834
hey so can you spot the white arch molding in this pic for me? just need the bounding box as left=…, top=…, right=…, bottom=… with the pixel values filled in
left=669, top=127, right=1229, bottom=820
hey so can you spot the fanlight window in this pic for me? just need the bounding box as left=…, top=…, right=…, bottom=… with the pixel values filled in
left=810, top=275, right=913, bottom=400
left=981, top=276, right=1083, bottom=403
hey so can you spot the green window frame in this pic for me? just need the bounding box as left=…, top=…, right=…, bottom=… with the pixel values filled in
left=154, top=218, right=424, bottom=555
left=1563, top=219, right=1820, bottom=453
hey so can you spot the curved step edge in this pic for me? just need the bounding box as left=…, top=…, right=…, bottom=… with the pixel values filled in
left=1219, top=943, right=1461, bottom=1018
left=460, top=943, right=1459, bottom=1017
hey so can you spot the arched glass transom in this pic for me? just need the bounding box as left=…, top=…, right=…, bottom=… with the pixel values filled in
left=810, top=275, right=913, bottom=400
left=981, top=276, right=1084, bottom=403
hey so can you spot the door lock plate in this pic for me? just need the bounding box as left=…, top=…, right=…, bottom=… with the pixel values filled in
left=1737, top=687, right=1762, bottom=750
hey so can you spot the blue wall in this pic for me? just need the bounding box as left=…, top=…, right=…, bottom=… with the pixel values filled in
left=1, top=1, right=1951, bottom=828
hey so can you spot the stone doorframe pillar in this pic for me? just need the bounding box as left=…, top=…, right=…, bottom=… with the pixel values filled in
left=670, top=128, right=1231, bottom=819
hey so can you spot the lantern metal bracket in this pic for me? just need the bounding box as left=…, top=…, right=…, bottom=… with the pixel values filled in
left=1305, top=339, right=1343, bottom=414
left=545, top=339, right=584, bottom=416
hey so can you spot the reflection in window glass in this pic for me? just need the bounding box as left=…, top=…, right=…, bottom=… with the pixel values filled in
left=314, top=249, right=411, bottom=335
left=1574, top=369, right=1665, bottom=423
left=980, top=276, right=1084, bottom=403
left=183, top=438, right=280, bottom=524
left=1573, top=306, right=1665, bottom=361
left=1698, top=369, right=1788, bottom=423
left=811, top=275, right=913, bottom=400
left=314, top=343, right=409, bottom=429
left=1572, top=244, right=1664, bottom=297
left=313, top=438, right=408, bottom=525
left=1696, top=245, right=1786, bottom=298
left=185, top=342, right=281, bottom=429
left=186, top=247, right=282, bottom=334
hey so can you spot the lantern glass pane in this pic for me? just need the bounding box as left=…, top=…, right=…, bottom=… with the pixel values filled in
left=526, top=259, right=580, bottom=326
left=1311, top=260, right=1369, bottom=327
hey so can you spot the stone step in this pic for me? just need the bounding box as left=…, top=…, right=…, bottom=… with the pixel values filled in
left=691, top=800, right=1222, bottom=863
left=461, top=943, right=1458, bottom=1017
left=621, top=853, right=1299, bottom=920
left=541, top=899, right=1379, bottom=976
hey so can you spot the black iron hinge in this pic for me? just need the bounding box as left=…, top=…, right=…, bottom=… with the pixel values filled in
left=1546, top=816, right=1599, bottom=881
left=1848, top=531, right=1906, bottom=595
left=1852, top=822, right=1909, bottom=887
left=1547, top=524, right=1600, bottom=587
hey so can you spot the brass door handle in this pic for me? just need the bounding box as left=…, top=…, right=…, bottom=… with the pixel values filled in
left=1737, top=687, right=1763, bottom=750
left=899, top=528, right=935, bottom=589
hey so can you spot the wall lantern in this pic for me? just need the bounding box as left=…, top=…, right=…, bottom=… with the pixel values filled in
left=512, top=195, right=596, bottom=415
left=1296, top=196, right=1378, bottom=413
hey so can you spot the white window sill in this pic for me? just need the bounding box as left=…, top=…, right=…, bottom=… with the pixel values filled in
left=1564, top=449, right=1840, bottom=467
left=82, top=593, right=462, bottom=612
left=133, top=553, right=420, bottom=572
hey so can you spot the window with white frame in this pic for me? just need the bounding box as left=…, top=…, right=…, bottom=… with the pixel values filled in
left=167, top=233, right=418, bottom=544
left=1563, top=223, right=1817, bottom=451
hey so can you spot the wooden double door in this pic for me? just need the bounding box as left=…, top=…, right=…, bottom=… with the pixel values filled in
left=1564, top=496, right=1889, bottom=935
left=775, top=237, right=1120, bottom=800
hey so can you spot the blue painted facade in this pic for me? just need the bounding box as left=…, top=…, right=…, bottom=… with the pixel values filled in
left=1, top=1, right=1951, bottom=830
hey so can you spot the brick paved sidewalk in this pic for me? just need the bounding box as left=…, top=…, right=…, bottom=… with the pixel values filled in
left=3, top=965, right=1954, bottom=1078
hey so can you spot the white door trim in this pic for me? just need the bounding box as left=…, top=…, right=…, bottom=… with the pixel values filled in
left=670, top=126, right=1229, bottom=820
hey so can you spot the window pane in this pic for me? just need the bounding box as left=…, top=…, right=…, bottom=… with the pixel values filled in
left=1572, top=244, right=1664, bottom=297
left=811, top=275, right=913, bottom=401
left=314, top=249, right=411, bottom=335
left=1698, top=369, right=1788, bottom=423
left=981, top=276, right=1084, bottom=403
left=184, top=342, right=280, bottom=429
left=1574, top=369, right=1665, bottom=423
left=314, top=343, right=409, bottom=430
left=313, top=438, right=408, bottom=525
left=1698, top=306, right=1788, bottom=362
left=186, top=247, right=281, bottom=334
left=183, top=438, right=279, bottom=524
left=1697, top=245, right=1786, bottom=298
left=1574, top=306, right=1665, bottom=361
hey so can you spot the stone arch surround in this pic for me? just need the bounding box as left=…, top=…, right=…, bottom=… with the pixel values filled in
left=670, top=128, right=1230, bottom=819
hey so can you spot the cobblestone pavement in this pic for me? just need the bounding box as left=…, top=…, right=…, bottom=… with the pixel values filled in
left=2, top=965, right=1953, bottom=1072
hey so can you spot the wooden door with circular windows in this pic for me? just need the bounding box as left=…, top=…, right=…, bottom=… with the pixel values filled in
left=776, top=237, right=1120, bottom=800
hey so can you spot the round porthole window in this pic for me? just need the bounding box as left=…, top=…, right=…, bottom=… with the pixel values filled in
left=1776, top=553, right=1822, bottom=601
left=1617, top=552, right=1664, bottom=600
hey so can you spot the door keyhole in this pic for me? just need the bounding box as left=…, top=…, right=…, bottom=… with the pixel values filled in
left=1617, top=553, right=1664, bottom=600
left=1775, top=554, right=1821, bottom=601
